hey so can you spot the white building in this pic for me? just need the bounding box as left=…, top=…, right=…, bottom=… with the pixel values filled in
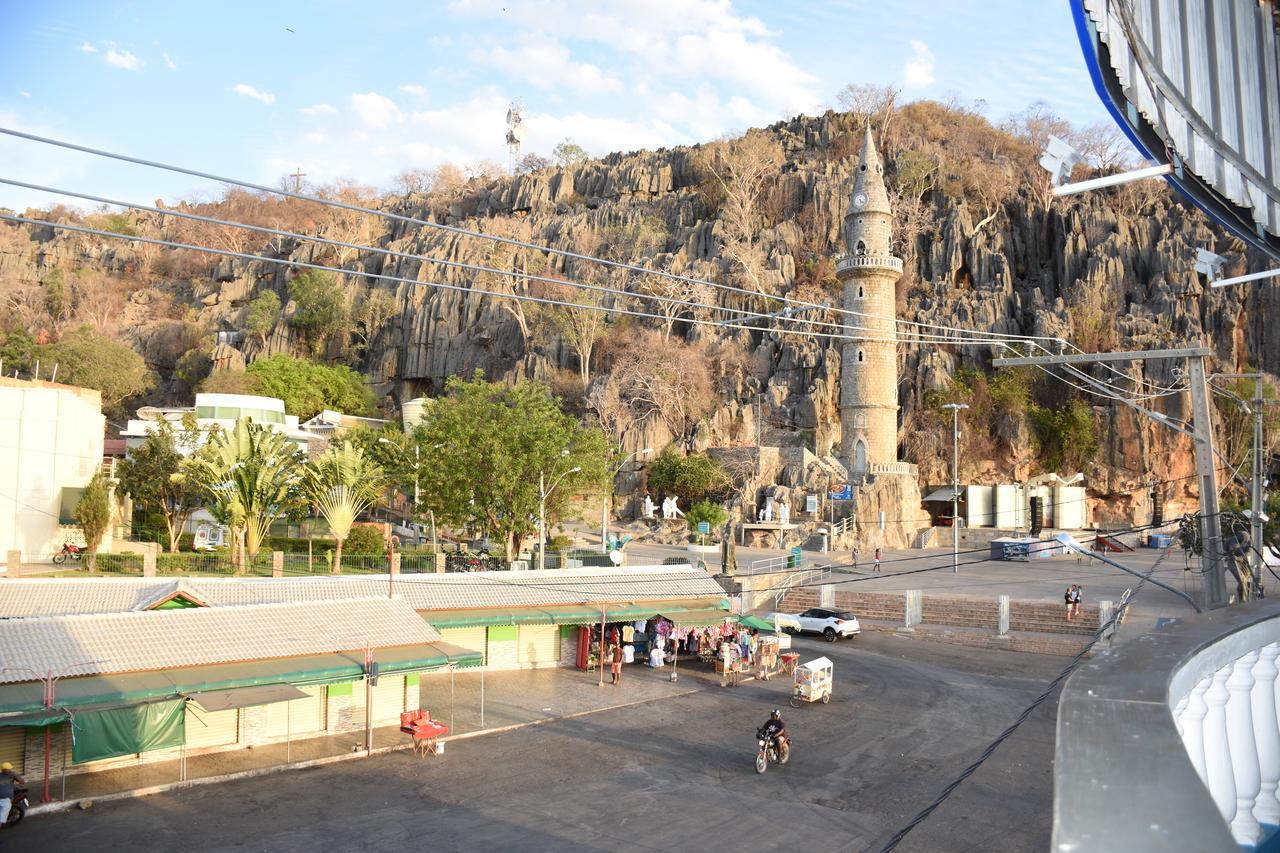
left=0, top=377, right=115, bottom=560
left=121, top=392, right=312, bottom=453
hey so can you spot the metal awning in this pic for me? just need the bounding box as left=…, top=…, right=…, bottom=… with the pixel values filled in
left=421, top=601, right=728, bottom=629
left=0, top=708, right=70, bottom=727
left=923, top=487, right=962, bottom=503
left=662, top=609, right=735, bottom=627
left=188, top=684, right=309, bottom=712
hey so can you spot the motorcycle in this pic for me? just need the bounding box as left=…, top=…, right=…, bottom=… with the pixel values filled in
left=5, top=785, right=28, bottom=827
left=52, top=543, right=85, bottom=564
left=754, top=727, right=790, bottom=774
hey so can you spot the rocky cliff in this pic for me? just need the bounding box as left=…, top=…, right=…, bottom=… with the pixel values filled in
left=2, top=106, right=1275, bottom=527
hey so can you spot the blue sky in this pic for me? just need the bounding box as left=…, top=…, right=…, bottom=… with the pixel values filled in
left=0, top=0, right=1109, bottom=210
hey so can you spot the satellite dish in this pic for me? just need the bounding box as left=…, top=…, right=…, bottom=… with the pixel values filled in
left=609, top=550, right=623, bottom=565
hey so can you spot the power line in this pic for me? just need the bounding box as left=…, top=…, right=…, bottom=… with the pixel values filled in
left=0, top=126, right=1068, bottom=345
left=1, top=178, right=1031, bottom=346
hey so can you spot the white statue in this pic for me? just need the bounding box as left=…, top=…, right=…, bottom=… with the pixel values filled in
left=761, top=496, right=774, bottom=523
left=663, top=496, right=684, bottom=519
left=778, top=499, right=790, bottom=525
left=643, top=494, right=656, bottom=519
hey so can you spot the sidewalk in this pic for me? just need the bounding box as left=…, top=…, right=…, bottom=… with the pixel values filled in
left=32, top=664, right=705, bottom=809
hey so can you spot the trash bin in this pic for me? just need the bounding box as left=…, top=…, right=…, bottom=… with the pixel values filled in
left=788, top=546, right=802, bottom=568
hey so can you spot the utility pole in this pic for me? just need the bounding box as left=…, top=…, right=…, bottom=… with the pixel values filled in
left=994, top=345, right=1230, bottom=608
left=1214, top=372, right=1270, bottom=592
left=942, top=403, right=968, bottom=573
left=290, top=167, right=306, bottom=193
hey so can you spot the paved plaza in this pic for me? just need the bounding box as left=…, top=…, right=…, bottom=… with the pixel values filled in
left=23, top=632, right=1065, bottom=852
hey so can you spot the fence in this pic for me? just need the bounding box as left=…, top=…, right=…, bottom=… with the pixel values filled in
left=88, top=552, right=145, bottom=575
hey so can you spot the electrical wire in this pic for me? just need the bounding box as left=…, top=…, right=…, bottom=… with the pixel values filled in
left=874, top=545, right=1173, bottom=853
left=0, top=126, right=1070, bottom=346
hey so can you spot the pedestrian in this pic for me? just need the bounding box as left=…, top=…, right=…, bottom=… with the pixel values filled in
left=1070, top=585, right=1083, bottom=620
left=1064, top=585, right=1075, bottom=621
left=874, top=547, right=881, bottom=572
left=852, top=547, right=860, bottom=571
left=610, top=641, right=624, bottom=685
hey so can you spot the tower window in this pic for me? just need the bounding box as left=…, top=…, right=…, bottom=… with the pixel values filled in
left=857, top=349, right=864, bottom=363
left=858, top=285, right=864, bottom=298
left=855, top=240, right=866, bottom=255
left=859, top=163, right=866, bottom=171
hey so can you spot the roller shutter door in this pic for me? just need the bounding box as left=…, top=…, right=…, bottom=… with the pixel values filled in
left=439, top=627, right=487, bottom=664
left=185, top=706, right=239, bottom=749
left=0, top=729, right=23, bottom=774
left=261, top=687, right=326, bottom=738
left=370, top=677, right=407, bottom=724
left=517, top=626, right=560, bottom=666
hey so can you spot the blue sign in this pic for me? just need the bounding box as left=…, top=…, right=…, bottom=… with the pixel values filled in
left=829, top=484, right=853, bottom=500
left=697, top=521, right=711, bottom=535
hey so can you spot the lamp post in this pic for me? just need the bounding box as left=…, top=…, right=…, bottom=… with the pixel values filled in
left=602, top=448, right=652, bottom=553
left=941, top=403, right=969, bottom=574
left=539, top=459, right=581, bottom=571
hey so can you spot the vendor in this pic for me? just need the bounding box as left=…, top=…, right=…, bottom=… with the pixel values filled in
left=648, top=643, right=665, bottom=668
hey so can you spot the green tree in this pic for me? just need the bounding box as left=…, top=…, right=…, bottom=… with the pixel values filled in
left=37, top=326, right=153, bottom=412
left=181, top=418, right=304, bottom=569
left=685, top=499, right=728, bottom=544
left=287, top=270, right=348, bottom=354
left=1028, top=400, right=1099, bottom=473
left=304, top=441, right=388, bottom=573
left=245, top=354, right=376, bottom=420
left=245, top=289, right=282, bottom=348
left=411, top=372, right=611, bottom=560
left=648, top=447, right=730, bottom=506
left=552, top=138, right=589, bottom=166
left=0, top=331, right=36, bottom=375
left=343, top=523, right=388, bottom=555
left=116, top=414, right=205, bottom=553
left=75, top=468, right=113, bottom=570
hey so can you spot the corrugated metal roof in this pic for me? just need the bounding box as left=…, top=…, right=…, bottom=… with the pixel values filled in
left=0, top=597, right=439, bottom=683
left=0, top=566, right=727, bottom=618
left=1079, top=0, right=1280, bottom=256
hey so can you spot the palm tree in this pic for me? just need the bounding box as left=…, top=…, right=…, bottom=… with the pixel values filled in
left=182, top=418, right=303, bottom=572
left=304, top=441, right=388, bottom=574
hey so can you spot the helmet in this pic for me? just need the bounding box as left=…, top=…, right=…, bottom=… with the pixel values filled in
left=770, top=709, right=781, bottom=720
left=0, top=762, right=10, bottom=771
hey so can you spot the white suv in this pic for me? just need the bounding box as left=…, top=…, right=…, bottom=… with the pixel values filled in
left=783, top=608, right=861, bottom=642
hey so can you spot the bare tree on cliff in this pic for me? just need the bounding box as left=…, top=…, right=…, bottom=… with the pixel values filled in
left=609, top=330, right=715, bottom=451
left=696, top=130, right=783, bottom=297
left=837, top=83, right=900, bottom=138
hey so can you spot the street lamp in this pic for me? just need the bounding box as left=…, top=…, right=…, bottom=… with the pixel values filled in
left=602, top=448, right=652, bottom=553
left=539, top=461, right=581, bottom=571
left=941, top=403, right=969, bottom=574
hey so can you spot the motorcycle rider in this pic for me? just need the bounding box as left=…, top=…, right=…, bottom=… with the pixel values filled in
left=760, top=708, right=788, bottom=753
left=0, top=761, right=24, bottom=827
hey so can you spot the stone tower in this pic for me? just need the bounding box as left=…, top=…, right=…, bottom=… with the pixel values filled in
left=838, top=128, right=904, bottom=478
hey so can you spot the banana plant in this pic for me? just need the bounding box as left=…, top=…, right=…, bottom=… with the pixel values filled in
left=304, top=441, right=388, bottom=573
left=181, top=418, right=304, bottom=571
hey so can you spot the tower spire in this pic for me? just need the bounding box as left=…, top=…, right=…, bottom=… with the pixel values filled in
left=849, top=127, right=891, bottom=217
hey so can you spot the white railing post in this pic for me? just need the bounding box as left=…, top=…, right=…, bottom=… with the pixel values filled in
left=1252, top=642, right=1280, bottom=827
left=1203, top=665, right=1239, bottom=828
left=1226, top=650, right=1263, bottom=845
left=1178, top=678, right=1211, bottom=781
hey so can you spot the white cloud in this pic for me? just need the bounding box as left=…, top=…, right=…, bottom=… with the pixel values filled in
left=232, top=83, right=276, bottom=105
left=903, top=39, right=936, bottom=88
left=350, top=91, right=403, bottom=128
left=399, top=84, right=427, bottom=97
left=19, top=91, right=30, bottom=98
left=104, top=47, right=142, bottom=70
left=163, top=52, right=177, bottom=70
left=79, top=42, right=97, bottom=54
left=479, top=40, right=622, bottom=95
left=300, top=103, right=337, bottom=116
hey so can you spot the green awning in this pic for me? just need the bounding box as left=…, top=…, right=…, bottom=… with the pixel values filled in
left=422, top=601, right=729, bottom=630
left=0, top=642, right=483, bottom=716
left=73, top=699, right=185, bottom=764
left=738, top=615, right=780, bottom=632
left=663, top=609, right=736, bottom=627
left=0, top=708, right=70, bottom=727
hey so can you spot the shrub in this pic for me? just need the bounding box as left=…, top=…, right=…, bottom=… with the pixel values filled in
left=648, top=447, right=730, bottom=505
left=685, top=499, right=728, bottom=542
left=343, top=524, right=387, bottom=554
left=1028, top=400, right=1099, bottom=473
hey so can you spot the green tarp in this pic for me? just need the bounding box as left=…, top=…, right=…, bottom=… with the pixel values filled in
left=72, top=699, right=185, bottom=764
left=0, top=708, right=70, bottom=727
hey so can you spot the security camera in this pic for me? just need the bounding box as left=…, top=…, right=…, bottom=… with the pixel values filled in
left=1038, top=135, right=1085, bottom=187
left=1194, top=248, right=1227, bottom=282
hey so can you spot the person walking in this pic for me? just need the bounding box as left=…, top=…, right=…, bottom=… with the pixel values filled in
left=1064, top=585, right=1076, bottom=621
left=851, top=547, right=860, bottom=571
left=1070, top=585, right=1083, bottom=620
left=610, top=641, right=624, bottom=685
left=874, top=546, right=882, bottom=572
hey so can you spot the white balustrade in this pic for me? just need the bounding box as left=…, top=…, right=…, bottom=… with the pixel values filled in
left=1252, top=643, right=1280, bottom=827
left=1179, top=678, right=1210, bottom=780
left=1203, top=665, right=1239, bottom=827
left=1227, top=650, right=1264, bottom=844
